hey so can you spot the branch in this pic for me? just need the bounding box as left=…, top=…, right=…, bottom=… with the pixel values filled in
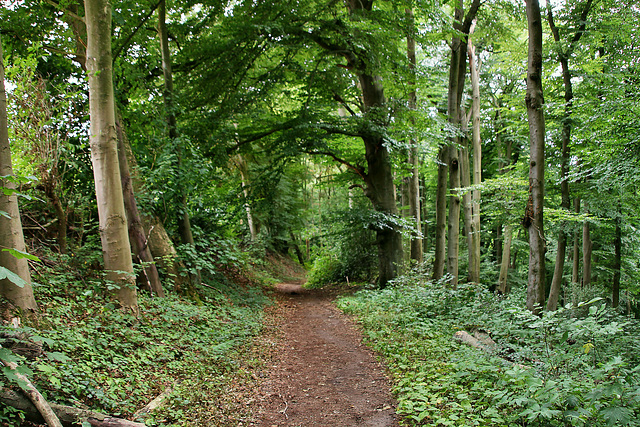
left=304, top=149, right=366, bottom=180
left=113, top=0, right=162, bottom=62
left=569, top=0, right=594, bottom=48
left=44, top=0, right=85, bottom=23
left=332, top=92, right=358, bottom=116
left=0, top=358, right=63, bottom=427
left=461, top=0, right=482, bottom=34
left=227, top=118, right=300, bottom=153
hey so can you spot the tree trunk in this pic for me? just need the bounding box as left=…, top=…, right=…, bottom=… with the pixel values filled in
left=583, top=213, right=592, bottom=287
left=572, top=198, right=580, bottom=284
left=118, top=125, right=189, bottom=291
left=497, top=224, right=513, bottom=294
left=0, top=34, right=39, bottom=316
left=445, top=3, right=465, bottom=287
left=407, top=8, right=422, bottom=263
left=524, top=0, right=547, bottom=313
left=116, top=119, right=164, bottom=298
left=613, top=210, right=621, bottom=308
left=158, top=0, right=201, bottom=286
left=433, top=145, right=448, bottom=280
left=346, top=1, right=403, bottom=287
left=233, top=154, right=257, bottom=242
left=468, top=31, right=482, bottom=283
left=84, top=0, right=138, bottom=313
left=546, top=0, right=592, bottom=311
left=460, top=132, right=473, bottom=282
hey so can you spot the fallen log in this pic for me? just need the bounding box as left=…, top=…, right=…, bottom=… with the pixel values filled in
left=0, top=387, right=146, bottom=427
left=0, top=359, right=62, bottom=427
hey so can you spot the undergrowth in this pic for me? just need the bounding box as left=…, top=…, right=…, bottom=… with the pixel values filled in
left=0, top=247, right=274, bottom=426
left=336, top=268, right=640, bottom=426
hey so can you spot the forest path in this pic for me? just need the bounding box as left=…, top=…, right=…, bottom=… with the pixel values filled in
left=249, top=283, right=399, bottom=427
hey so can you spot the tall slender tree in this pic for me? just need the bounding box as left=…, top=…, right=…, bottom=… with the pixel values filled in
left=546, top=0, right=593, bottom=311
left=0, top=34, right=38, bottom=316
left=157, top=0, right=201, bottom=286
left=524, top=0, right=547, bottom=313
left=407, top=7, right=423, bottom=263
left=84, top=0, right=138, bottom=313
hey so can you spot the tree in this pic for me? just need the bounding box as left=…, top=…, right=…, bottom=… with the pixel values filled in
left=524, top=0, right=547, bottom=313
left=545, top=0, right=593, bottom=311
left=406, top=6, right=423, bottom=263
left=84, top=0, right=138, bottom=312
left=157, top=0, right=201, bottom=287
left=0, top=34, right=38, bottom=316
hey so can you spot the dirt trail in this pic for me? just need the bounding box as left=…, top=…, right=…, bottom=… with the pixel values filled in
left=250, top=283, right=398, bottom=427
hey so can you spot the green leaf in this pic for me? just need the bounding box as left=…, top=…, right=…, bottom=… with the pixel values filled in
left=0, top=266, right=27, bottom=288
left=600, top=406, right=633, bottom=426
left=1, top=248, right=40, bottom=261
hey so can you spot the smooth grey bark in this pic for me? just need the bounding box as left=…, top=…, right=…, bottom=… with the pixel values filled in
left=613, top=210, right=621, bottom=308
left=524, top=0, right=547, bottom=313
left=0, top=34, right=39, bottom=316
left=85, top=0, right=138, bottom=313
left=468, top=28, right=481, bottom=283
left=572, top=197, right=580, bottom=284
left=407, top=8, right=422, bottom=263
left=497, top=225, right=513, bottom=294
left=433, top=145, right=448, bottom=280
left=583, top=212, right=592, bottom=287
left=546, top=0, right=593, bottom=311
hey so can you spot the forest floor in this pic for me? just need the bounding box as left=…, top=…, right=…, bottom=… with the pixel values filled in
left=248, top=282, right=399, bottom=427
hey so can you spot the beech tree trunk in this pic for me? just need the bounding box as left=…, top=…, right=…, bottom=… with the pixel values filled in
left=613, top=211, right=621, bottom=308
left=407, top=8, right=422, bottom=263
left=583, top=213, right=592, bottom=287
left=116, top=120, right=164, bottom=298
left=497, top=225, right=513, bottom=294
left=524, top=0, right=547, bottom=313
left=460, top=132, right=473, bottom=282
left=445, top=3, right=465, bottom=287
left=572, top=198, right=581, bottom=284
left=232, top=154, right=258, bottom=242
left=85, top=0, right=138, bottom=313
left=468, top=29, right=481, bottom=283
left=0, top=34, right=39, bottom=316
left=433, top=145, right=448, bottom=280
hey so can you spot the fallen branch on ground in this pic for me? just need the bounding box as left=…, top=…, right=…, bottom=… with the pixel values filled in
left=0, top=387, right=146, bottom=427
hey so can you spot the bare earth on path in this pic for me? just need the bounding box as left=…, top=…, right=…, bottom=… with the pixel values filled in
left=250, top=282, right=399, bottom=427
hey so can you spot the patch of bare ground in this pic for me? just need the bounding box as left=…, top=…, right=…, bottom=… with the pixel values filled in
left=249, top=283, right=398, bottom=427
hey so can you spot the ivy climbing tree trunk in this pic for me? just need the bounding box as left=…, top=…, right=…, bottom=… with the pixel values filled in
left=0, top=35, right=38, bottom=316
left=524, top=0, right=547, bottom=313
left=84, top=0, right=138, bottom=313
